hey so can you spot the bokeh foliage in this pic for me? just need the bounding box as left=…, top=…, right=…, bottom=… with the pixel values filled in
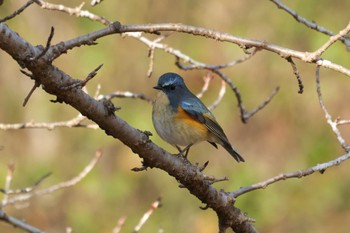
left=0, top=0, right=350, bottom=232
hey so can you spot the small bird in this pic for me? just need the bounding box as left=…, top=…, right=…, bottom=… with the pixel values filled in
left=152, top=72, right=244, bottom=162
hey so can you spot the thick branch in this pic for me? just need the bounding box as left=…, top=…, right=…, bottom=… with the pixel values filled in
left=0, top=22, right=256, bottom=233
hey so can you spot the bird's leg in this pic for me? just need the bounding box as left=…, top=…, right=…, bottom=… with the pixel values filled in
left=176, top=144, right=193, bottom=158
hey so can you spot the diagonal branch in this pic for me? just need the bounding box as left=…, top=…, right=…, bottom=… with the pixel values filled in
left=1, top=150, right=102, bottom=207
left=315, top=66, right=350, bottom=152
left=270, top=0, right=350, bottom=50
left=0, top=22, right=257, bottom=233
left=0, top=0, right=36, bottom=23
left=0, top=209, right=42, bottom=233
left=231, top=152, right=350, bottom=198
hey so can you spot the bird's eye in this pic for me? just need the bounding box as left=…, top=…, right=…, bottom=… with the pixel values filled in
left=169, top=85, right=176, bottom=90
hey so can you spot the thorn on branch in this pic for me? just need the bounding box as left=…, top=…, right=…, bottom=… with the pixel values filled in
left=286, top=57, right=304, bottom=94
left=20, top=69, right=34, bottom=79
left=132, top=158, right=154, bottom=172
left=199, top=161, right=209, bottom=172
left=203, top=175, right=229, bottom=185
left=101, top=99, right=120, bottom=116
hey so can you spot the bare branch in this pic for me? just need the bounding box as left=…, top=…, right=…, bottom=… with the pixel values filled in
left=286, top=57, right=303, bottom=94
left=307, top=22, right=350, bottom=61
left=0, top=173, right=51, bottom=195
left=0, top=209, right=43, bottom=233
left=231, top=152, right=350, bottom=198
left=34, top=0, right=111, bottom=25
left=270, top=0, right=350, bottom=50
left=196, top=73, right=212, bottom=98
left=242, top=86, right=280, bottom=121
left=0, top=114, right=98, bottom=131
left=133, top=198, right=161, bottom=233
left=60, top=64, right=104, bottom=90
left=336, top=119, right=350, bottom=126
left=29, top=3, right=350, bottom=76
left=33, top=26, right=55, bottom=60
left=146, top=35, right=168, bottom=77
left=23, top=81, right=40, bottom=107
left=208, top=79, right=226, bottom=111
left=2, top=163, right=15, bottom=204
left=0, top=0, right=35, bottom=23
left=1, top=150, right=102, bottom=207
left=112, top=216, right=127, bottom=233
left=316, top=65, right=350, bottom=152
left=98, top=91, right=153, bottom=103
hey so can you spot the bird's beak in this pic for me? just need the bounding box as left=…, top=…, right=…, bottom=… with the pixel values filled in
left=153, top=85, right=162, bottom=90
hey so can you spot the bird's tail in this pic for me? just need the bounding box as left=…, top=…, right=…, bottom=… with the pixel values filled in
left=222, top=141, right=245, bottom=162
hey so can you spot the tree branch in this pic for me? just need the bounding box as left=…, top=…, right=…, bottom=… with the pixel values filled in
left=270, top=0, right=350, bottom=50
left=231, top=152, right=350, bottom=198
left=0, top=22, right=257, bottom=233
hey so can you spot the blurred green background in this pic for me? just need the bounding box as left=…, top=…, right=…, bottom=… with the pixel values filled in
left=1, top=0, right=350, bottom=232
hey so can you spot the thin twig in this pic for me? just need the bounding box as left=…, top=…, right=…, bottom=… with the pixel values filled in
left=0, top=173, right=51, bottom=195
left=2, top=163, right=15, bottom=204
left=0, top=0, right=35, bottom=23
left=336, top=119, right=350, bottom=125
left=112, top=216, right=127, bottom=233
left=196, top=73, right=212, bottom=98
left=60, top=64, right=103, bottom=90
left=33, top=26, right=55, bottom=60
left=243, top=86, right=280, bottom=121
left=0, top=209, right=42, bottom=233
left=0, top=114, right=98, bottom=130
left=1, top=150, right=102, bottom=207
left=133, top=198, right=161, bottom=233
left=315, top=65, right=349, bottom=152
left=98, top=91, right=153, bottom=103
left=231, top=152, right=350, bottom=198
left=146, top=35, right=168, bottom=77
left=307, top=21, right=350, bottom=61
left=23, top=81, right=40, bottom=107
left=208, top=79, right=226, bottom=111
left=286, top=57, right=303, bottom=94
left=34, top=0, right=111, bottom=25
left=270, top=0, right=350, bottom=50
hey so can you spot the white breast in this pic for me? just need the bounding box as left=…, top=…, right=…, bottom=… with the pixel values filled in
left=152, top=92, right=207, bottom=146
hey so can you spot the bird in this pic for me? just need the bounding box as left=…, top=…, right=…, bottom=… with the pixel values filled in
left=152, top=72, right=244, bottom=162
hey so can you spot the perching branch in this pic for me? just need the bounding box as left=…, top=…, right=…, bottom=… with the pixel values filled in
left=0, top=22, right=257, bottom=233
left=1, top=2, right=350, bottom=233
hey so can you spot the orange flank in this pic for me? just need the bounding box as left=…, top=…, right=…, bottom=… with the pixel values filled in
left=176, top=106, right=208, bottom=134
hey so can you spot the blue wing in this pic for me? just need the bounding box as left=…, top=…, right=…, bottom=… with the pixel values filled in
left=180, top=99, right=228, bottom=143
left=181, top=98, right=245, bottom=162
